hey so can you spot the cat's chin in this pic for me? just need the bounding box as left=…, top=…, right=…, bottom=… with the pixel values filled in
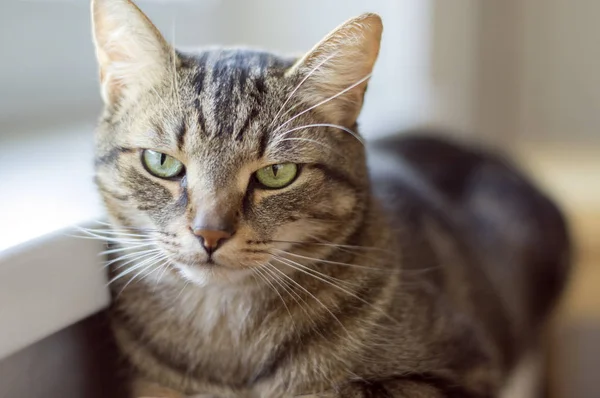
left=174, top=262, right=253, bottom=287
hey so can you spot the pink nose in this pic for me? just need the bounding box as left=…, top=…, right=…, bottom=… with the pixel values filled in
left=191, top=228, right=232, bottom=253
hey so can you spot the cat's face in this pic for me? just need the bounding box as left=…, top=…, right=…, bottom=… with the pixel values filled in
left=91, top=0, right=382, bottom=285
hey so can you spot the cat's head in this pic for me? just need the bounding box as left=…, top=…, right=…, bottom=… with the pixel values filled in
left=91, top=0, right=382, bottom=286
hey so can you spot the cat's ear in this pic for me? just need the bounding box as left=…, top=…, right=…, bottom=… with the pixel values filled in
left=91, top=0, right=172, bottom=105
left=289, top=13, right=382, bottom=126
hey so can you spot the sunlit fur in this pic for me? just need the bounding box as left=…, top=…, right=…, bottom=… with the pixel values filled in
left=91, top=1, right=571, bottom=397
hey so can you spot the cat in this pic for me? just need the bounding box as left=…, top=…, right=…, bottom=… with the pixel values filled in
left=90, top=0, right=571, bottom=397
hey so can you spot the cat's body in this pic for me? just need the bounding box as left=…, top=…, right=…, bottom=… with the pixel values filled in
left=91, top=1, right=571, bottom=397
left=109, top=134, right=569, bottom=398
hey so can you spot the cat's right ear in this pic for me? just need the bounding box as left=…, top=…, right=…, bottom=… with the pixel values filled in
left=91, top=0, right=172, bottom=105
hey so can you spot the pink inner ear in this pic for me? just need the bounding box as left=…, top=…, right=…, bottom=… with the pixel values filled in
left=92, top=0, right=173, bottom=105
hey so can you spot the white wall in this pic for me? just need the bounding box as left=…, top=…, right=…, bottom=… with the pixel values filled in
left=13, top=0, right=598, bottom=146
left=0, top=0, right=224, bottom=128
left=470, top=0, right=600, bottom=146
left=1, top=0, right=482, bottom=139
left=429, top=0, right=480, bottom=136
left=213, top=0, right=434, bottom=138
left=519, top=0, right=600, bottom=143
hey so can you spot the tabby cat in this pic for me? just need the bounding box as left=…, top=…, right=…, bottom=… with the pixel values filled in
left=91, top=0, right=571, bottom=397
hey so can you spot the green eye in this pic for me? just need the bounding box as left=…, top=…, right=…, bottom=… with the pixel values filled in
left=142, top=150, right=184, bottom=179
left=255, top=163, right=298, bottom=189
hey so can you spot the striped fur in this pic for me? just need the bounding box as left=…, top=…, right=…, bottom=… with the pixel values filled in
left=91, top=1, right=571, bottom=397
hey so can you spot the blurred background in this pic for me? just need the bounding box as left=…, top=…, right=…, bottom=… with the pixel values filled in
left=0, top=1, right=598, bottom=397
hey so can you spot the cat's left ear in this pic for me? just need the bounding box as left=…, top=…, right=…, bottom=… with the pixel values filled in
left=289, top=13, right=383, bottom=126
left=91, top=0, right=173, bottom=105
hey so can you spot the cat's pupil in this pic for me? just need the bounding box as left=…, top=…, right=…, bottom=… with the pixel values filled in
left=160, top=153, right=167, bottom=166
left=272, top=165, right=280, bottom=177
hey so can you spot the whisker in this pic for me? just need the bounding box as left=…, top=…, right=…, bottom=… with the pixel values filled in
left=100, top=242, right=157, bottom=256
left=106, top=250, right=163, bottom=273
left=272, top=123, right=363, bottom=145
left=270, top=51, right=339, bottom=128
left=155, top=257, right=174, bottom=287
left=273, top=254, right=359, bottom=289
left=270, top=258, right=351, bottom=337
left=78, top=227, right=152, bottom=236
left=266, top=262, right=388, bottom=366
left=141, top=260, right=170, bottom=286
left=85, top=220, right=112, bottom=227
left=262, top=264, right=314, bottom=321
left=174, top=280, right=191, bottom=302
left=261, top=262, right=317, bottom=336
left=70, top=233, right=155, bottom=245
left=86, top=221, right=165, bottom=236
left=151, top=85, right=178, bottom=121
left=272, top=255, right=402, bottom=328
left=260, top=262, right=305, bottom=309
left=116, top=256, right=167, bottom=298
left=273, top=137, right=343, bottom=158
left=264, top=262, right=374, bottom=370
left=76, top=231, right=153, bottom=242
left=272, top=249, right=390, bottom=273
left=261, top=263, right=302, bottom=302
left=271, top=239, right=394, bottom=254
left=85, top=220, right=148, bottom=231
left=272, top=73, right=372, bottom=138
left=107, top=252, right=165, bottom=285
left=299, top=235, right=440, bottom=276
left=103, top=248, right=162, bottom=269
left=75, top=225, right=155, bottom=238
left=89, top=232, right=153, bottom=239
left=253, top=263, right=297, bottom=331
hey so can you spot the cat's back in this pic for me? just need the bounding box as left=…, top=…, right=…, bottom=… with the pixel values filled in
left=366, top=132, right=571, bottom=367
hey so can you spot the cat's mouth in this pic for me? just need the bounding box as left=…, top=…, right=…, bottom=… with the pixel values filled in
left=173, top=257, right=256, bottom=286
left=179, top=259, right=219, bottom=268
left=174, top=255, right=233, bottom=270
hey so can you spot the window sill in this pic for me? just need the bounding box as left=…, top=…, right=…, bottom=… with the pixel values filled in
left=0, top=122, right=109, bottom=360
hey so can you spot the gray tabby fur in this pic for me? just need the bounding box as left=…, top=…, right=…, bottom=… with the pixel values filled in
left=90, top=1, right=571, bottom=397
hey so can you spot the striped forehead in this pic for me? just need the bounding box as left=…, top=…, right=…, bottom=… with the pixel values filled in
left=171, top=50, right=295, bottom=180
left=180, top=49, right=293, bottom=143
